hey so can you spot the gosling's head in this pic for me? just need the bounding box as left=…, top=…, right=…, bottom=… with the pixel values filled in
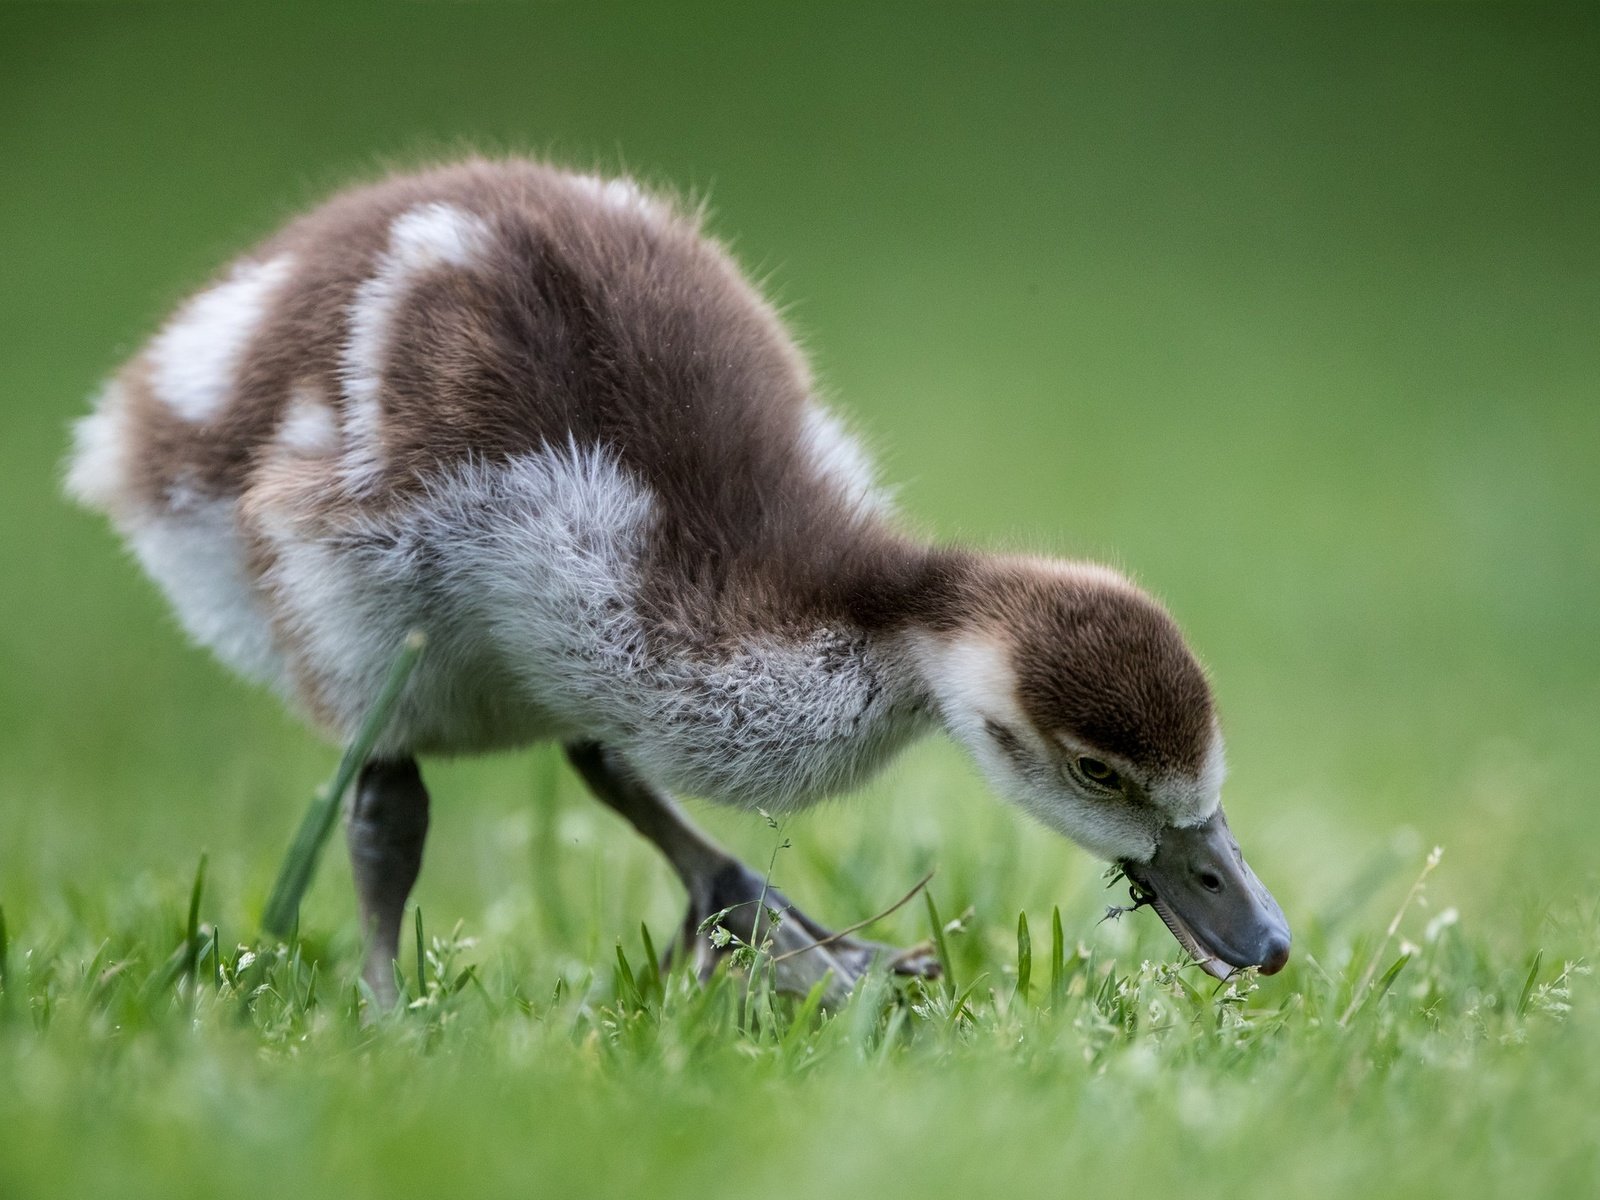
left=916, top=557, right=1290, bottom=977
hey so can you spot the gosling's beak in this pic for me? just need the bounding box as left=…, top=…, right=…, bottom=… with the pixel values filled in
left=1120, top=807, right=1291, bottom=979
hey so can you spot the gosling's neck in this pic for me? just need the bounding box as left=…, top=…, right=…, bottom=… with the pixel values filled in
left=620, top=547, right=1126, bottom=812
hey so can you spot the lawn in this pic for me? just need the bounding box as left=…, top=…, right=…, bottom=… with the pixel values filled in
left=2, top=5, right=1597, bottom=1198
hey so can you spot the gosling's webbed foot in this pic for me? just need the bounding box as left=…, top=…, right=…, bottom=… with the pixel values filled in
left=680, top=860, right=940, bottom=1005
left=562, top=743, right=938, bottom=1005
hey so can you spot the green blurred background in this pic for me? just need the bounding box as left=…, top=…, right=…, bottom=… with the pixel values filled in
left=2, top=0, right=1597, bottom=1109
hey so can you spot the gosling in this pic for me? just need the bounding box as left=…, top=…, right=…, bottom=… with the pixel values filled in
left=66, top=158, right=1290, bottom=1004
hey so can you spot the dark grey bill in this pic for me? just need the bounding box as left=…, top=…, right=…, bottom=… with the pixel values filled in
left=1120, top=807, right=1290, bottom=980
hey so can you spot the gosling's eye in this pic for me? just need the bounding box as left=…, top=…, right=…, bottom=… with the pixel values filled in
left=1077, top=757, right=1121, bottom=789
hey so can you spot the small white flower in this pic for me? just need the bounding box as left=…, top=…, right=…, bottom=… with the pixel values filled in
left=1425, top=907, right=1459, bottom=943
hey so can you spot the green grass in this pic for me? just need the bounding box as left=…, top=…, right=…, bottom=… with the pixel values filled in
left=3, top=4, right=1598, bottom=1199
left=1, top=825, right=1595, bottom=1198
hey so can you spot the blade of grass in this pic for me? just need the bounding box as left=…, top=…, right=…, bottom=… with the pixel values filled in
left=924, top=891, right=956, bottom=996
left=1015, top=911, right=1031, bottom=1004
left=739, top=811, right=790, bottom=1031
left=945, top=973, right=987, bottom=1031
left=1345, top=951, right=1414, bottom=1024
left=415, top=906, right=427, bottom=1000
left=184, top=853, right=206, bottom=983
left=261, top=631, right=426, bottom=936
left=0, top=902, right=8, bottom=1011
left=780, top=975, right=830, bottom=1059
left=142, top=940, right=191, bottom=1004
left=640, top=922, right=660, bottom=975
left=639, top=922, right=661, bottom=1005
left=1369, top=952, right=1411, bottom=1007
left=614, top=942, right=641, bottom=1008
left=1050, top=906, right=1065, bottom=1005
left=872, top=1003, right=909, bottom=1066
left=1338, top=845, right=1441, bottom=1027
left=1517, top=949, right=1545, bottom=1018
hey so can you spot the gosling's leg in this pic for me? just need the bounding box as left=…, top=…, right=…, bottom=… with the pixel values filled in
left=346, top=757, right=430, bottom=1007
left=564, top=741, right=939, bottom=1003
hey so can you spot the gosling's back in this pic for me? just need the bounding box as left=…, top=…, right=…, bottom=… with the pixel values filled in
left=66, top=159, right=920, bottom=774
